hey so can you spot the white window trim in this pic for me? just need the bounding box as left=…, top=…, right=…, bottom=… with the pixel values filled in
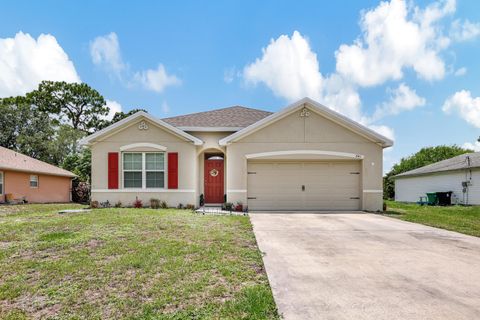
left=30, top=175, right=39, bottom=188
left=120, top=143, right=167, bottom=151
left=122, top=152, right=167, bottom=190
left=0, top=171, right=3, bottom=195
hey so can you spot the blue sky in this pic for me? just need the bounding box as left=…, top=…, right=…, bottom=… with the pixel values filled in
left=1, top=0, right=480, bottom=172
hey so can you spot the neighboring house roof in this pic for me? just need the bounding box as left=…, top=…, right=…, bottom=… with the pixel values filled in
left=0, top=146, right=76, bottom=177
left=80, top=111, right=203, bottom=146
left=219, top=97, right=394, bottom=147
left=395, top=152, right=480, bottom=178
left=162, top=106, right=273, bottom=131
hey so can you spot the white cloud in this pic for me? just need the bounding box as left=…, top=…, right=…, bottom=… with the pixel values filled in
left=244, top=31, right=323, bottom=101
left=462, top=141, right=480, bottom=151
left=104, top=99, right=122, bottom=120
left=224, top=67, right=238, bottom=83
left=321, top=73, right=362, bottom=121
left=0, top=32, right=80, bottom=98
left=90, top=32, right=125, bottom=76
left=454, top=67, right=467, bottom=76
left=161, top=101, right=170, bottom=114
left=368, top=124, right=395, bottom=141
left=242, top=31, right=363, bottom=120
left=442, top=90, right=480, bottom=127
left=335, top=0, right=455, bottom=87
left=451, top=19, right=480, bottom=41
left=242, top=30, right=395, bottom=139
left=134, top=64, right=181, bottom=93
left=90, top=32, right=180, bottom=93
left=371, top=83, right=426, bottom=121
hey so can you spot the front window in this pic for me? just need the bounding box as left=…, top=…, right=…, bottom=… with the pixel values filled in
left=0, top=172, right=3, bottom=194
left=145, top=153, right=165, bottom=188
left=123, top=152, right=165, bottom=189
left=30, top=175, right=39, bottom=188
left=123, top=153, right=142, bottom=188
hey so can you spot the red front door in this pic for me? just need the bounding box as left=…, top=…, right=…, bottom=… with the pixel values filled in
left=204, top=159, right=224, bottom=203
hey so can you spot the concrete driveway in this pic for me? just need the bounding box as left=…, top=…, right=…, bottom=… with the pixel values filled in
left=250, top=212, right=480, bottom=320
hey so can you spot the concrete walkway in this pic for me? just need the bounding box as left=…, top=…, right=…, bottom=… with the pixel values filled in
left=250, top=212, right=480, bottom=320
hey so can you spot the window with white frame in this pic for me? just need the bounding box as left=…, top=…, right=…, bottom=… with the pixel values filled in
left=0, top=172, right=3, bottom=194
left=30, top=175, right=39, bottom=188
left=123, top=152, right=165, bottom=188
left=145, top=153, right=165, bottom=188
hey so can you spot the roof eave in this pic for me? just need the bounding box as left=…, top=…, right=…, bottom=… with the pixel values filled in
left=0, top=166, right=76, bottom=178
left=394, top=166, right=479, bottom=179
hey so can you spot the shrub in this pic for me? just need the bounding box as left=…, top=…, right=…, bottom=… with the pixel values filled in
left=160, top=200, right=168, bottom=209
left=100, top=200, right=111, bottom=208
left=133, top=198, right=143, bottom=208
left=114, top=200, right=122, bottom=208
left=150, top=198, right=161, bottom=209
left=90, top=200, right=99, bottom=208
left=235, top=202, right=243, bottom=212
left=185, top=204, right=195, bottom=210
left=177, top=203, right=184, bottom=209
left=223, top=202, right=234, bottom=211
left=72, top=181, right=90, bottom=204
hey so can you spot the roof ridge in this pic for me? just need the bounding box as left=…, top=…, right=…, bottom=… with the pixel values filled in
left=162, top=105, right=271, bottom=120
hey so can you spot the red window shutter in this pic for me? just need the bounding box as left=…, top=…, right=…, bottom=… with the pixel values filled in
left=108, top=152, right=119, bottom=189
left=168, top=152, right=178, bottom=189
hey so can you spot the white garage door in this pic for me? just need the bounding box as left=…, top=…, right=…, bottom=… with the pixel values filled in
left=247, top=161, right=361, bottom=211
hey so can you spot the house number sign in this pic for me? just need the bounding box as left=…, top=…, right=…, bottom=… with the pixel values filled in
left=210, top=169, right=219, bottom=177
left=138, top=121, right=149, bottom=130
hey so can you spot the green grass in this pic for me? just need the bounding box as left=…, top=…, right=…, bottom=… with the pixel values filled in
left=385, top=200, right=480, bottom=237
left=0, top=204, right=278, bottom=319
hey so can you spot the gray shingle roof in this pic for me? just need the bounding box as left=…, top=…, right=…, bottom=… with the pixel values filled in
left=0, top=146, right=76, bottom=177
left=394, top=152, right=480, bottom=178
left=162, top=106, right=273, bottom=129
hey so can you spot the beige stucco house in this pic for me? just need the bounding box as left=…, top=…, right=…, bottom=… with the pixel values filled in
left=80, top=98, right=392, bottom=211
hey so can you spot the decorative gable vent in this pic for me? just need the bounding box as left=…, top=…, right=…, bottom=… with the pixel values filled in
left=300, top=108, right=310, bottom=117
left=138, top=121, right=149, bottom=130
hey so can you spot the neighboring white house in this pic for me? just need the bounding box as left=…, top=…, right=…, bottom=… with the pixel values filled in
left=394, top=152, right=480, bottom=205
left=80, top=97, right=393, bottom=211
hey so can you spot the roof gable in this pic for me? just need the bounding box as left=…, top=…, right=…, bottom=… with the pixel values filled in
left=162, top=106, right=272, bottom=130
left=219, top=97, right=394, bottom=147
left=0, top=147, right=76, bottom=177
left=80, top=111, right=203, bottom=146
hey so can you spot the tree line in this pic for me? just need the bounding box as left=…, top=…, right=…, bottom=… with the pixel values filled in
left=0, top=81, right=145, bottom=182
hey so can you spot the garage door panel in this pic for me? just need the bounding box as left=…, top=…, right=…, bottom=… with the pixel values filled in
left=247, top=161, right=361, bottom=211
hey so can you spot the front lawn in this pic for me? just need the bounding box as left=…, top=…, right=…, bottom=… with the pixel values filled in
left=385, top=200, right=480, bottom=237
left=0, top=204, right=278, bottom=319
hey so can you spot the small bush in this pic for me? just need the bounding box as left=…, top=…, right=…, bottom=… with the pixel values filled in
left=100, top=200, right=111, bottom=208
left=72, top=180, right=90, bottom=204
left=235, top=202, right=243, bottom=212
left=223, top=202, right=234, bottom=211
left=133, top=198, right=143, bottom=208
left=114, top=200, right=122, bottom=208
left=150, top=198, right=160, bottom=209
left=177, top=203, right=184, bottom=209
left=90, top=200, right=99, bottom=208
left=185, top=204, right=195, bottom=210
left=160, top=200, right=168, bottom=209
